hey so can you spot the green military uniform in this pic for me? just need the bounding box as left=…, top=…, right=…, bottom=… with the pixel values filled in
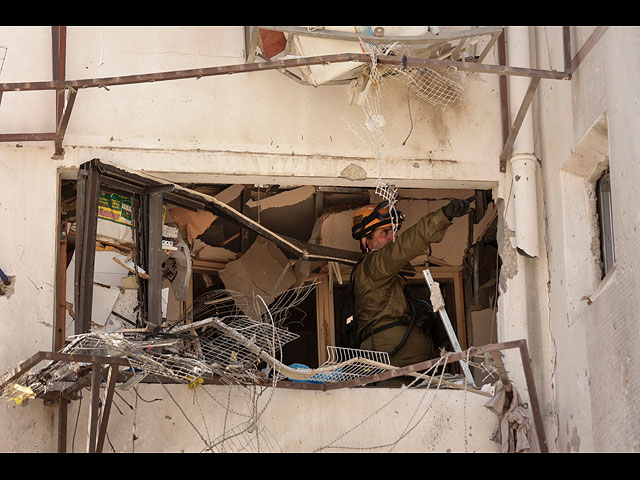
left=352, top=208, right=452, bottom=368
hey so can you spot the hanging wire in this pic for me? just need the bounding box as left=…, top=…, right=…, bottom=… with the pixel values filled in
left=314, top=353, right=451, bottom=452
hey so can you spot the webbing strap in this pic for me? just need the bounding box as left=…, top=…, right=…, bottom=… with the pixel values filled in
left=358, top=319, right=408, bottom=344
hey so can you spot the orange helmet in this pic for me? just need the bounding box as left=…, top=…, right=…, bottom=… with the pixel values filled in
left=351, top=201, right=405, bottom=240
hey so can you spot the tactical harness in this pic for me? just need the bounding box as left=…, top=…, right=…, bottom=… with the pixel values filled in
left=345, top=261, right=439, bottom=356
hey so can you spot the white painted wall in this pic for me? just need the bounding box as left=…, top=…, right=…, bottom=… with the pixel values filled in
left=48, top=26, right=499, bottom=188
left=535, top=26, right=640, bottom=452
left=62, top=385, right=500, bottom=453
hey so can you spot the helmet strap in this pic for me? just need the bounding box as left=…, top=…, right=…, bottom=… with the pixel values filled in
left=360, top=236, right=371, bottom=254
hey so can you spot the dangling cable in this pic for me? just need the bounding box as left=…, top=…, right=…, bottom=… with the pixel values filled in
left=402, top=85, right=414, bottom=146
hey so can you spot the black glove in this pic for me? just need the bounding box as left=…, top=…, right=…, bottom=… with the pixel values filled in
left=443, top=199, right=470, bottom=220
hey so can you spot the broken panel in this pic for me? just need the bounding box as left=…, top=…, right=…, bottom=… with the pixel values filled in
left=248, top=26, right=503, bottom=87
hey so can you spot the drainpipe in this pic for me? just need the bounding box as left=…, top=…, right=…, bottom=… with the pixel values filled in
left=507, top=26, right=539, bottom=258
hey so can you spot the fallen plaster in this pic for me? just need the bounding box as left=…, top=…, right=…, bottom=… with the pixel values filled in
left=166, top=184, right=243, bottom=246
left=496, top=198, right=518, bottom=293
left=167, top=184, right=247, bottom=244
left=309, top=209, right=362, bottom=253
left=218, top=236, right=297, bottom=318
left=214, top=183, right=244, bottom=204
left=168, top=206, right=217, bottom=245
left=192, top=239, right=237, bottom=263
left=246, top=185, right=316, bottom=210
left=339, top=163, right=367, bottom=181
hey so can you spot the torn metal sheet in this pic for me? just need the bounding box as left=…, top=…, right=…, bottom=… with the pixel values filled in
left=162, top=235, right=192, bottom=302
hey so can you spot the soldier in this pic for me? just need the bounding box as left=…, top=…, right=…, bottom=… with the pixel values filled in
left=350, top=198, right=469, bottom=385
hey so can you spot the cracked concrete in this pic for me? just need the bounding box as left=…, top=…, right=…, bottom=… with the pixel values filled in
left=496, top=198, right=518, bottom=294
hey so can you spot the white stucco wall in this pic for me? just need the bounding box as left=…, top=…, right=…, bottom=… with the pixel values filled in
left=58, top=384, right=500, bottom=453
left=52, top=26, right=499, bottom=188
left=0, top=147, right=61, bottom=452
left=536, top=26, right=640, bottom=452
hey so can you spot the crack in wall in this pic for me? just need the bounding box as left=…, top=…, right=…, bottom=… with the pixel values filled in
left=542, top=188, right=560, bottom=452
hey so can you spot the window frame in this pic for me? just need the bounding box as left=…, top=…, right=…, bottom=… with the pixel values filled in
left=596, top=169, right=615, bottom=276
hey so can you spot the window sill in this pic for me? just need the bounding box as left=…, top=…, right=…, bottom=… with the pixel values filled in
left=582, top=263, right=617, bottom=305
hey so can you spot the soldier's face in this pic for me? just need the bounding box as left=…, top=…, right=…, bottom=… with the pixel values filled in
left=365, top=226, right=395, bottom=251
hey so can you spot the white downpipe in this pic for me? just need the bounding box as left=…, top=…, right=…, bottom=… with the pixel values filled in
left=507, top=26, right=539, bottom=258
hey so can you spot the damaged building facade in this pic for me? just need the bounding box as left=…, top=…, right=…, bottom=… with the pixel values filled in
left=0, top=26, right=637, bottom=453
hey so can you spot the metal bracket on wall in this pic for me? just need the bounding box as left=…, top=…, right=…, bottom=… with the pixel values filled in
left=498, top=26, right=609, bottom=171
left=0, top=26, right=608, bottom=166
left=246, top=26, right=505, bottom=85
left=0, top=351, right=129, bottom=453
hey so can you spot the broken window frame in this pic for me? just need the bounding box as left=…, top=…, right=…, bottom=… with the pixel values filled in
left=73, top=158, right=366, bottom=333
